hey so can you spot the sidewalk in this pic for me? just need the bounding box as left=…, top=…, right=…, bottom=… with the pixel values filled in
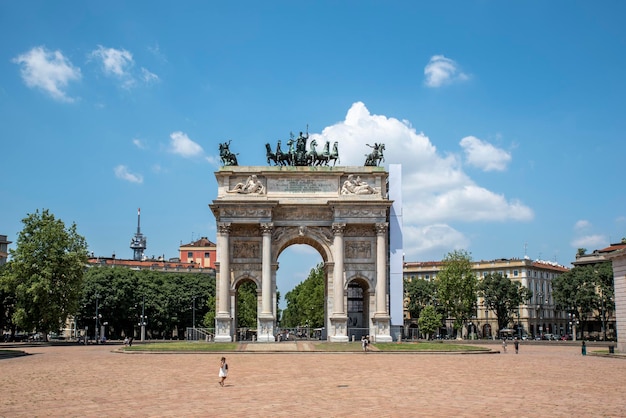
left=1, top=343, right=625, bottom=417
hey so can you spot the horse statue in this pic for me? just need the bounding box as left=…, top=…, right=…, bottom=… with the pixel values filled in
left=314, top=141, right=340, bottom=166
left=265, top=143, right=278, bottom=166
left=219, top=140, right=238, bottom=166
left=364, top=143, right=385, bottom=166
left=275, top=139, right=292, bottom=166
left=306, top=139, right=318, bottom=166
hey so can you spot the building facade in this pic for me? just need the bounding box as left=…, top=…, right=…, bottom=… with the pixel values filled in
left=403, top=257, right=570, bottom=339
left=178, top=237, right=217, bottom=269
left=0, top=234, right=10, bottom=266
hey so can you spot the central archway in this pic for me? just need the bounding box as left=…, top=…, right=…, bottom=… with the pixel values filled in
left=210, top=166, right=392, bottom=342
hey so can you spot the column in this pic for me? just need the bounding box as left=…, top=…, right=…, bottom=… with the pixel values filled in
left=332, top=223, right=346, bottom=315
left=260, top=222, right=273, bottom=314
left=375, top=223, right=388, bottom=314
left=217, top=222, right=231, bottom=314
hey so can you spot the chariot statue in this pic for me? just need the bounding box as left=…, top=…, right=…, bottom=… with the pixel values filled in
left=219, top=140, right=239, bottom=166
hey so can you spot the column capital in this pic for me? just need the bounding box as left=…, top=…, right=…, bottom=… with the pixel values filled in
left=332, top=223, right=346, bottom=235
left=375, top=222, right=388, bottom=235
left=260, top=222, right=274, bottom=235
left=217, top=222, right=232, bottom=234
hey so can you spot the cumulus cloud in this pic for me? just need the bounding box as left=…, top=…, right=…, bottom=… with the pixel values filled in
left=314, top=102, right=533, bottom=260
left=424, top=55, right=469, bottom=88
left=168, top=131, right=204, bottom=158
left=12, top=46, right=81, bottom=102
left=114, top=165, right=143, bottom=183
left=574, top=220, right=591, bottom=231
left=460, top=136, right=511, bottom=171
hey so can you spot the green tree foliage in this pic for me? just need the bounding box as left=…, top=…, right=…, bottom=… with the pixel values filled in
left=3, top=209, right=88, bottom=339
left=552, top=262, right=614, bottom=334
left=281, top=263, right=325, bottom=328
left=0, top=263, right=18, bottom=337
left=435, top=250, right=477, bottom=332
left=478, top=272, right=532, bottom=332
left=404, top=277, right=436, bottom=321
left=236, top=280, right=257, bottom=328
left=76, top=267, right=215, bottom=339
left=203, top=294, right=216, bottom=329
left=417, top=304, right=442, bottom=339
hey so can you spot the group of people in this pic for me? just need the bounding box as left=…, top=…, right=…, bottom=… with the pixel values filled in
left=501, top=337, right=520, bottom=354
left=361, top=335, right=371, bottom=352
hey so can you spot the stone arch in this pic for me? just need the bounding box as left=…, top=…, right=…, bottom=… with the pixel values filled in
left=210, top=166, right=393, bottom=343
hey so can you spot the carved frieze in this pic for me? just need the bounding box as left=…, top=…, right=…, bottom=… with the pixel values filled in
left=273, top=206, right=333, bottom=221
left=344, top=225, right=375, bottom=237
left=336, top=208, right=387, bottom=217
left=345, top=241, right=372, bottom=259
left=220, top=208, right=271, bottom=218
left=233, top=241, right=261, bottom=259
left=230, top=224, right=260, bottom=237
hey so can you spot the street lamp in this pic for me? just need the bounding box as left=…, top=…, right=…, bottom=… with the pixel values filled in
left=568, top=312, right=579, bottom=342
left=192, top=296, right=196, bottom=330
left=139, top=295, right=147, bottom=342
left=94, top=294, right=100, bottom=344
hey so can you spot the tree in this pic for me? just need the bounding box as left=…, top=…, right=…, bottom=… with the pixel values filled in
left=478, top=272, right=532, bottom=333
left=5, top=209, right=88, bottom=340
left=553, top=262, right=615, bottom=339
left=435, top=250, right=477, bottom=334
left=281, top=263, right=325, bottom=328
left=236, top=280, right=257, bottom=328
left=404, top=277, right=436, bottom=321
left=417, top=304, right=442, bottom=339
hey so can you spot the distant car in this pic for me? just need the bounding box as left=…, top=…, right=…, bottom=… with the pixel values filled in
left=561, top=334, right=572, bottom=341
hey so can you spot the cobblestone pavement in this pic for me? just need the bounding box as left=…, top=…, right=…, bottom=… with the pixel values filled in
left=1, top=343, right=625, bottom=417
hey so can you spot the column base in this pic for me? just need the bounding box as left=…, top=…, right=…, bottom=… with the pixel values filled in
left=372, top=314, right=392, bottom=342
left=329, top=315, right=349, bottom=342
left=257, top=315, right=275, bottom=342
left=214, top=315, right=232, bottom=342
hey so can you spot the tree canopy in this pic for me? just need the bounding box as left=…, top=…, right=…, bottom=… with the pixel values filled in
left=404, top=276, right=436, bottom=321
left=1, top=209, right=88, bottom=339
left=281, top=263, right=325, bottom=328
left=435, top=250, right=477, bottom=331
left=417, top=304, right=442, bottom=339
left=478, top=272, right=532, bottom=332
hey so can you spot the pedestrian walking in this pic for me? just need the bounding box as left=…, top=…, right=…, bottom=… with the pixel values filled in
left=218, top=357, right=228, bottom=386
left=581, top=340, right=587, bottom=356
left=514, top=337, right=519, bottom=354
left=502, top=339, right=507, bottom=353
left=361, top=335, right=368, bottom=352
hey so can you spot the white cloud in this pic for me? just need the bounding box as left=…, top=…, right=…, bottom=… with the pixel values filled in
left=12, top=46, right=81, bottom=102
left=169, top=131, right=204, bottom=158
left=114, top=165, right=143, bottom=183
left=89, top=46, right=158, bottom=89
left=90, top=45, right=133, bottom=77
left=570, top=234, right=607, bottom=249
left=574, top=220, right=591, bottom=231
left=460, top=136, right=511, bottom=171
left=141, top=67, right=159, bottom=83
left=424, top=55, right=469, bottom=88
left=132, top=138, right=147, bottom=149
left=314, top=102, right=533, bottom=260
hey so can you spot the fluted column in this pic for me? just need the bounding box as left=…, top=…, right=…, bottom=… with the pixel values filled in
left=375, top=223, right=388, bottom=314
left=260, top=222, right=273, bottom=314
left=332, top=223, right=346, bottom=315
left=217, top=222, right=231, bottom=314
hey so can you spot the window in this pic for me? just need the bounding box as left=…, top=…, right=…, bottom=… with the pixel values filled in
left=204, top=252, right=211, bottom=258
left=187, top=251, right=193, bottom=258
left=513, top=270, right=519, bottom=277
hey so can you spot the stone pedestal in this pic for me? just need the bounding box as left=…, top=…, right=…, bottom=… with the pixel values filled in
left=257, top=315, right=275, bottom=342
left=214, top=316, right=232, bottom=342
left=373, top=315, right=393, bottom=342
left=329, top=316, right=349, bottom=342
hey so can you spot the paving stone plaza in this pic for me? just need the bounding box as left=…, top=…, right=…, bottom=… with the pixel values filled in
left=2, top=343, right=625, bottom=417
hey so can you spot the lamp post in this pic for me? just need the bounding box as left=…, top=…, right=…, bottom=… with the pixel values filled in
left=192, top=296, right=196, bottom=330
left=568, top=311, right=579, bottom=342
left=139, top=295, right=147, bottom=342
left=536, top=291, right=544, bottom=339
left=94, top=294, right=100, bottom=344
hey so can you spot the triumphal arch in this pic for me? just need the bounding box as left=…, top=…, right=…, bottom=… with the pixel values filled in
left=210, top=140, right=393, bottom=342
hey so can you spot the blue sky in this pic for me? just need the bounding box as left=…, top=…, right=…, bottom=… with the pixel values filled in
left=2, top=1, right=625, bottom=299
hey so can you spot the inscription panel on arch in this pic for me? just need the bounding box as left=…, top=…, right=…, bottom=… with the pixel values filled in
left=267, top=177, right=338, bottom=193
